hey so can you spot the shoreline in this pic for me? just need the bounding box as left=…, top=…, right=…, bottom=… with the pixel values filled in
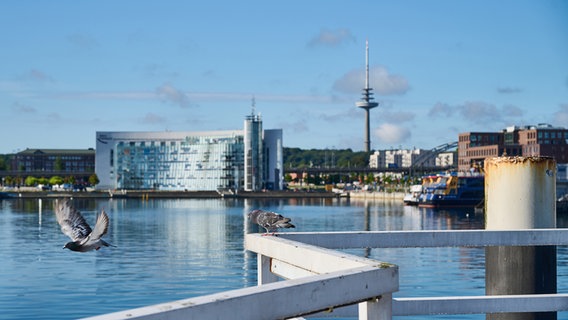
left=0, top=189, right=407, bottom=201
left=1, top=190, right=340, bottom=199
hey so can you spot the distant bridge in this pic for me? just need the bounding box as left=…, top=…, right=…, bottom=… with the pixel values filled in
left=410, top=141, right=457, bottom=168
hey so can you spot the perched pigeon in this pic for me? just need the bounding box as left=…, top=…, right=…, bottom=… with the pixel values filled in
left=248, top=209, right=295, bottom=235
left=54, top=198, right=115, bottom=252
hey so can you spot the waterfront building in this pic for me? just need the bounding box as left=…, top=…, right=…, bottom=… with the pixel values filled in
left=369, top=150, right=385, bottom=168
left=95, top=114, right=283, bottom=191
left=458, top=124, right=568, bottom=172
left=7, top=148, right=95, bottom=180
left=435, top=152, right=457, bottom=167
left=369, top=148, right=436, bottom=168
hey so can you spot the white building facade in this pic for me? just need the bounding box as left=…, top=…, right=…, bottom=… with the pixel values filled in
left=369, top=149, right=436, bottom=168
left=95, top=120, right=283, bottom=191
left=435, top=152, right=457, bottom=167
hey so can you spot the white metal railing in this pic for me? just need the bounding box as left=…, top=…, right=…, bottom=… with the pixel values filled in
left=278, top=229, right=568, bottom=317
left=83, top=233, right=399, bottom=320
left=83, top=229, right=568, bottom=319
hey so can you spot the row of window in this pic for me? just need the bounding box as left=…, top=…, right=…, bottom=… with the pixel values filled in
left=461, top=131, right=568, bottom=144
left=467, top=148, right=498, bottom=158
left=17, top=156, right=91, bottom=160
left=537, top=131, right=568, bottom=139
left=117, top=137, right=243, bottom=148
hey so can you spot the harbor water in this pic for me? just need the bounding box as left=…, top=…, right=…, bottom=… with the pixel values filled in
left=1, top=197, right=567, bottom=319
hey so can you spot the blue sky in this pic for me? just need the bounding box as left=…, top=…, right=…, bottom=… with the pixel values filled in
left=1, top=1, right=567, bottom=153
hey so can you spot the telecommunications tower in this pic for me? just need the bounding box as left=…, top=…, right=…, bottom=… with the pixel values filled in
left=355, top=40, right=379, bottom=152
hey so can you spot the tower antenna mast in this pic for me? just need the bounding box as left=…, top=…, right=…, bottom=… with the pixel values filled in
left=365, top=39, right=370, bottom=90
left=355, top=39, right=379, bottom=152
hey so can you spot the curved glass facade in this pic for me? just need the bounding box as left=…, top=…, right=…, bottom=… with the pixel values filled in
left=113, top=135, right=244, bottom=191
left=96, top=127, right=282, bottom=191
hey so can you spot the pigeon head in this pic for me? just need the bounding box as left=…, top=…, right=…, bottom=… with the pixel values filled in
left=247, top=210, right=260, bottom=221
left=63, top=241, right=81, bottom=251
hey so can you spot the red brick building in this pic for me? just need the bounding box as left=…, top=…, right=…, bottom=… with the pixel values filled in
left=458, top=124, right=568, bottom=172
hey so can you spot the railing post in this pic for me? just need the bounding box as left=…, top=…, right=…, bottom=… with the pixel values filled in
left=484, top=156, right=557, bottom=320
left=257, top=254, right=279, bottom=285
left=358, top=294, right=392, bottom=320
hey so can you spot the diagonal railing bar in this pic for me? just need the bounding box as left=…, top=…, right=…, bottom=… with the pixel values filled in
left=84, top=229, right=568, bottom=319
left=83, top=234, right=399, bottom=320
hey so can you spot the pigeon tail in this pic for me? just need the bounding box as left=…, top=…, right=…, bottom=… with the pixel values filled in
left=100, top=239, right=116, bottom=248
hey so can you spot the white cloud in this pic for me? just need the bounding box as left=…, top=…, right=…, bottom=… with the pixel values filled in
left=23, top=69, right=54, bottom=83
left=374, top=123, right=411, bottom=144
left=140, top=112, right=166, bottom=124
left=428, top=102, right=454, bottom=117
left=46, top=112, right=61, bottom=121
left=319, top=108, right=360, bottom=122
left=37, top=89, right=341, bottom=106
left=308, top=28, right=356, bottom=47
left=458, top=101, right=501, bottom=122
left=278, top=119, right=309, bottom=133
left=381, top=110, right=415, bottom=123
left=67, top=33, right=99, bottom=51
left=497, top=87, right=522, bottom=94
left=333, top=66, right=409, bottom=95
left=553, top=104, right=568, bottom=126
left=502, top=104, right=524, bottom=117
left=12, top=102, right=36, bottom=113
left=427, top=101, right=524, bottom=125
left=156, top=83, right=190, bottom=108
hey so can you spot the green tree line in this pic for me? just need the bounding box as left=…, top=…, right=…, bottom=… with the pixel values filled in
left=283, top=148, right=370, bottom=168
left=0, top=154, right=10, bottom=171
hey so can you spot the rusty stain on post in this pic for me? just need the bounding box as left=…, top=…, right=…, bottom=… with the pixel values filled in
left=484, top=156, right=556, bottom=229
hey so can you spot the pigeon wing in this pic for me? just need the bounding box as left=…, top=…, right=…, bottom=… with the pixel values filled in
left=89, top=210, right=110, bottom=241
left=54, top=199, right=92, bottom=241
left=257, top=211, right=284, bottom=229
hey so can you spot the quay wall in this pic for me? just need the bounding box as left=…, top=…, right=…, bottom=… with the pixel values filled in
left=1, top=190, right=339, bottom=199
left=2, top=188, right=406, bottom=202
left=348, top=191, right=405, bottom=201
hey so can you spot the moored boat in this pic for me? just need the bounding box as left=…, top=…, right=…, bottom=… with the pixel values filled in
left=403, top=184, right=422, bottom=205
left=418, top=172, right=484, bottom=208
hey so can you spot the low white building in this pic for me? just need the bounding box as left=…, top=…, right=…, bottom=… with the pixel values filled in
left=436, top=152, right=457, bottom=167
left=369, top=149, right=436, bottom=168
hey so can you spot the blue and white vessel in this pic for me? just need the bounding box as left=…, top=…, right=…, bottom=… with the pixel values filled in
left=418, top=172, right=484, bottom=208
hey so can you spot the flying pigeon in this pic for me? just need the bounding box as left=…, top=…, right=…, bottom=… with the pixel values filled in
left=248, top=209, right=295, bottom=235
left=54, top=198, right=115, bottom=252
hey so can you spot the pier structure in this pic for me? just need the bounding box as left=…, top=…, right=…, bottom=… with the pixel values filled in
left=87, top=229, right=568, bottom=320
left=355, top=40, right=379, bottom=152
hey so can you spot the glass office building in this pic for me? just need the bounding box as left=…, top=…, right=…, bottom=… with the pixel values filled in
left=96, top=122, right=282, bottom=191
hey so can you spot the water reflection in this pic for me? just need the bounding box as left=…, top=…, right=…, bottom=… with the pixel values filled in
left=0, top=198, right=565, bottom=320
